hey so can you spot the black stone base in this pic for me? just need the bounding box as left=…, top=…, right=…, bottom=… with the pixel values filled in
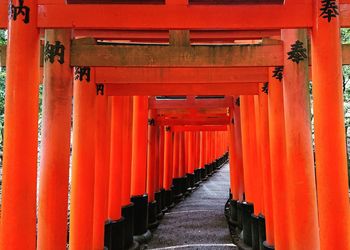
left=205, top=164, right=213, bottom=176
left=164, top=189, right=175, bottom=209
left=258, top=215, right=267, bottom=250
left=172, top=178, right=184, bottom=203
left=181, top=176, right=190, bottom=196
left=237, top=201, right=243, bottom=229
left=148, top=201, right=160, bottom=230
left=131, top=194, right=149, bottom=240
left=242, top=202, right=254, bottom=246
left=104, top=218, right=125, bottom=250
left=251, top=214, right=259, bottom=250
left=194, top=169, right=202, bottom=187
left=122, top=203, right=139, bottom=249
left=133, top=229, right=152, bottom=245
left=200, top=167, right=208, bottom=181
left=263, top=241, right=275, bottom=250
left=229, top=199, right=239, bottom=226
left=154, top=191, right=164, bottom=220
left=237, top=241, right=253, bottom=250
left=186, top=173, right=195, bottom=191
left=160, top=189, right=168, bottom=213
left=126, top=240, right=140, bottom=250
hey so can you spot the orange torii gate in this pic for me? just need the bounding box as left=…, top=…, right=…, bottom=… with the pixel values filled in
left=0, top=1, right=350, bottom=250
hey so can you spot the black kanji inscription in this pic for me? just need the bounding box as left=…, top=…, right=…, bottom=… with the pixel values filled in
left=262, top=82, right=269, bottom=94
left=272, top=66, right=284, bottom=81
left=320, top=0, right=339, bottom=22
left=10, top=0, right=30, bottom=24
left=74, top=67, right=91, bottom=82
left=96, top=84, right=104, bottom=95
left=148, top=118, right=155, bottom=126
left=287, top=40, right=307, bottom=64
left=235, top=97, right=240, bottom=107
left=44, top=41, right=65, bottom=64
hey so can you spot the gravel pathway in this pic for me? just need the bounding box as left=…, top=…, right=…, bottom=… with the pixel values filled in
left=146, top=163, right=236, bottom=250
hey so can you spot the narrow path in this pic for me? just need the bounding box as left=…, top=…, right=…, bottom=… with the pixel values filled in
left=146, top=164, right=236, bottom=250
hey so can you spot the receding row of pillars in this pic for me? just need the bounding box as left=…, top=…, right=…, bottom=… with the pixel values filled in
left=0, top=21, right=229, bottom=249
left=227, top=29, right=350, bottom=250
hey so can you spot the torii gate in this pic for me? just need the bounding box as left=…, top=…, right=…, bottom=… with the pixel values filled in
left=0, top=1, right=349, bottom=250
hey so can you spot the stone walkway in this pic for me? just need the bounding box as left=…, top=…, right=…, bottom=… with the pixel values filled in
left=146, top=164, right=237, bottom=250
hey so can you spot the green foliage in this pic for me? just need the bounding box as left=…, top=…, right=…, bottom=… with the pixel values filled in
left=0, top=30, right=6, bottom=45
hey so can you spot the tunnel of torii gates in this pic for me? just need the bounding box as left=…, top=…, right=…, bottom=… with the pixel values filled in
left=0, top=0, right=350, bottom=250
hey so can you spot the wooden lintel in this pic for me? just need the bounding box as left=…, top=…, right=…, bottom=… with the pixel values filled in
left=156, top=117, right=230, bottom=126
left=2, top=44, right=350, bottom=68
left=2, top=3, right=350, bottom=29
left=171, top=125, right=227, bottom=132
left=105, top=82, right=259, bottom=96
left=71, top=43, right=283, bottom=67
left=95, top=67, right=268, bottom=84
left=149, top=96, right=234, bottom=109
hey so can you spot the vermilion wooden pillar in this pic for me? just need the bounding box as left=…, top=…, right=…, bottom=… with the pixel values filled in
left=187, top=132, right=195, bottom=174
left=172, top=131, right=180, bottom=178
left=240, top=96, right=261, bottom=213
left=199, top=131, right=206, bottom=168
left=179, top=132, right=186, bottom=177
left=131, top=96, right=148, bottom=197
left=37, top=29, right=72, bottom=250
left=312, top=3, right=350, bottom=247
left=268, top=68, right=291, bottom=249
left=121, top=96, right=133, bottom=207
left=234, top=98, right=244, bottom=201
left=130, top=96, right=150, bottom=240
left=158, top=125, right=165, bottom=190
left=257, top=85, right=274, bottom=246
left=282, top=29, right=320, bottom=249
left=253, top=96, right=264, bottom=213
left=108, top=97, right=124, bottom=220
left=147, top=109, right=157, bottom=202
left=228, top=107, right=240, bottom=200
left=105, top=96, right=125, bottom=249
left=164, top=127, right=173, bottom=190
left=69, top=68, right=96, bottom=249
left=0, top=1, right=40, bottom=248
left=93, top=94, right=110, bottom=250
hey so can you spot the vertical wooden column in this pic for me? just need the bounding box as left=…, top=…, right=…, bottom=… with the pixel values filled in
left=187, top=132, right=195, bottom=174
left=105, top=96, right=124, bottom=249
left=172, top=131, right=180, bottom=178
left=147, top=109, right=159, bottom=229
left=240, top=96, right=261, bottom=212
left=0, top=1, right=40, bottom=248
left=199, top=131, right=206, bottom=168
left=282, top=29, right=320, bottom=249
left=164, top=126, right=173, bottom=190
left=108, top=97, right=124, bottom=220
left=268, top=68, right=291, bottom=249
left=311, top=2, right=350, bottom=248
left=228, top=107, right=240, bottom=200
left=130, top=96, right=151, bottom=239
left=37, top=29, right=72, bottom=250
left=179, top=132, right=186, bottom=177
left=147, top=109, right=157, bottom=202
left=131, top=96, right=148, bottom=197
left=158, top=125, right=165, bottom=190
left=121, top=96, right=133, bottom=207
left=69, top=68, right=96, bottom=249
left=233, top=100, right=244, bottom=200
left=257, top=84, right=274, bottom=246
left=93, top=94, right=110, bottom=250
left=253, top=96, right=264, bottom=214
